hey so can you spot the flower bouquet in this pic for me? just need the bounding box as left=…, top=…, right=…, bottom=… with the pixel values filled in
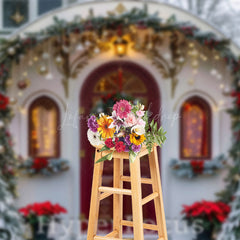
left=19, top=201, right=67, bottom=240
left=181, top=200, right=230, bottom=240
left=87, top=100, right=166, bottom=163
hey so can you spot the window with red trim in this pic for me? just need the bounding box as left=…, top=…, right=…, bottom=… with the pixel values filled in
left=180, top=96, right=211, bottom=159
left=29, top=96, right=60, bottom=158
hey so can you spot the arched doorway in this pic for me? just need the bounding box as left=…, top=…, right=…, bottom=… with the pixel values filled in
left=80, top=61, right=161, bottom=232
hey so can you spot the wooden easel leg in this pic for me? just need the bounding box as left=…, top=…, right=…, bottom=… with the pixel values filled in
left=113, top=158, right=123, bottom=238
left=130, top=157, right=144, bottom=240
left=87, top=150, right=104, bottom=240
left=149, top=147, right=168, bottom=240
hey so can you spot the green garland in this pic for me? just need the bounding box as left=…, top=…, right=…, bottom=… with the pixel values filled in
left=0, top=4, right=240, bottom=237
left=170, top=154, right=226, bottom=178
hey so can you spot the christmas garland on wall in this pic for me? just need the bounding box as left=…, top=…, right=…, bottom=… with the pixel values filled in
left=0, top=4, right=240, bottom=238
left=170, top=154, right=226, bottom=178
left=18, top=157, right=69, bottom=177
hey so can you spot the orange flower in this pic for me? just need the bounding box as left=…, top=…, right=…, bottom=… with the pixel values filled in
left=97, top=115, right=115, bottom=139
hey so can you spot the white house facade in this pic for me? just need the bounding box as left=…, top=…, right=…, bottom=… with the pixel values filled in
left=3, top=1, right=239, bottom=239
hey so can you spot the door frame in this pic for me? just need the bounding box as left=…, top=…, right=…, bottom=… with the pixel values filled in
left=79, top=60, right=161, bottom=225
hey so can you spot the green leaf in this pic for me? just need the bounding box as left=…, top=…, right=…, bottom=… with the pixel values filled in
left=99, top=145, right=110, bottom=152
left=153, top=122, right=158, bottom=132
left=150, top=120, right=154, bottom=128
left=129, top=151, right=137, bottom=163
left=106, top=152, right=113, bottom=161
left=95, top=152, right=113, bottom=163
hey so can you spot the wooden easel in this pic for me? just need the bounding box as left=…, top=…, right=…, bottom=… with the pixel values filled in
left=87, top=145, right=168, bottom=240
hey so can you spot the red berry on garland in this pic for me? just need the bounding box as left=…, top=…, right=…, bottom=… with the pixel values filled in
left=0, top=94, right=9, bottom=110
left=231, top=91, right=240, bottom=108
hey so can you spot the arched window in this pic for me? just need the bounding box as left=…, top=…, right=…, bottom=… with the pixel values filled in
left=180, top=96, right=211, bottom=159
left=29, top=96, right=60, bottom=158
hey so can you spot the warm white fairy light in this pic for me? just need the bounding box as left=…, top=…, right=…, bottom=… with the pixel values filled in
left=210, top=68, right=218, bottom=76
left=216, top=73, right=223, bottom=80
left=76, top=44, right=84, bottom=51
left=19, top=107, right=26, bottom=115
left=22, top=71, right=28, bottom=77
left=219, top=100, right=225, bottom=106
left=192, top=69, right=198, bottom=75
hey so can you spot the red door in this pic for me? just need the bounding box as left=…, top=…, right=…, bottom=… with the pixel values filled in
left=80, top=61, right=161, bottom=232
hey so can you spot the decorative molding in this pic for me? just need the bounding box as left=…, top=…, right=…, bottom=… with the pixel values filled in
left=21, top=89, right=66, bottom=110
left=173, top=90, right=218, bottom=112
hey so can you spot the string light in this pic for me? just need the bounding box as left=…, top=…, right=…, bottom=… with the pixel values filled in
left=19, top=107, right=26, bottom=115
left=220, top=83, right=224, bottom=89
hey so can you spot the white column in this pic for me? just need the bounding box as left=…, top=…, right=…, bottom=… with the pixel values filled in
left=29, top=0, right=38, bottom=21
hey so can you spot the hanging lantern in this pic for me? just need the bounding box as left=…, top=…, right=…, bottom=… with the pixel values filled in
left=9, top=97, right=17, bottom=105
left=113, top=37, right=128, bottom=57
left=38, top=65, right=48, bottom=76
left=55, top=55, right=63, bottom=65
left=222, top=86, right=231, bottom=96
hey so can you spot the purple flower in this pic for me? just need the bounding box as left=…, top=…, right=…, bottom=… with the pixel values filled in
left=124, top=135, right=131, bottom=146
left=88, top=115, right=99, bottom=132
left=124, top=145, right=130, bottom=152
left=132, top=144, right=141, bottom=153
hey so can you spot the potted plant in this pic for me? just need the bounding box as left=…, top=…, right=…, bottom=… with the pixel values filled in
left=181, top=200, right=230, bottom=240
left=19, top=201, right=67, bottom=240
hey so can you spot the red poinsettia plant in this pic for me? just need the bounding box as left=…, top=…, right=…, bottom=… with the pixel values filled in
left=182, top=200, right=230, bottom=232
left=19, top=201, right=67, bottom=225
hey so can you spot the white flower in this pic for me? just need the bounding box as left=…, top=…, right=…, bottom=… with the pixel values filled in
left=131, top=125, right=145, bottom=135
left=108, top=110, right=124, bottom=131
left=87, top=129, right=103, bottom=146
left=140, top=104, right=145, bottom=111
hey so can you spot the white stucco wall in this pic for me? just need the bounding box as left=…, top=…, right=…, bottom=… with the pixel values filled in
left=8, top=1, right=236, bottom=239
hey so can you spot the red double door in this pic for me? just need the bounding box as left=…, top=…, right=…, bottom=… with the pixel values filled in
left=80, top=61, right=161, bottom=232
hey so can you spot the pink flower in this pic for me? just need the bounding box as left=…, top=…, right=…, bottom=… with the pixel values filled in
left=125, top=113, right=137, bottom=127
left=137, top=118, right=146, bottom=126
left=136, top=110, right=144, bottom=117
left=113, top=100, right=132, bottom=119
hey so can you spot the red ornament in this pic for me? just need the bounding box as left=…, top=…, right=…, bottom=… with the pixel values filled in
left=17, top=79, right=30, bottom=90
left=190, top=160, right=204, bottom=174
left=32, top=158, right=48, bottom=171
left=0, top=94, right=9, bottom=110
left=231, top=91, right=240, bottom=108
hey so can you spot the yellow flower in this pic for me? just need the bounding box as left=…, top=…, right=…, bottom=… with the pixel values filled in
left=130, top=133, right=146, bottom=145
left=97, top=115, right=115, bottom=139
